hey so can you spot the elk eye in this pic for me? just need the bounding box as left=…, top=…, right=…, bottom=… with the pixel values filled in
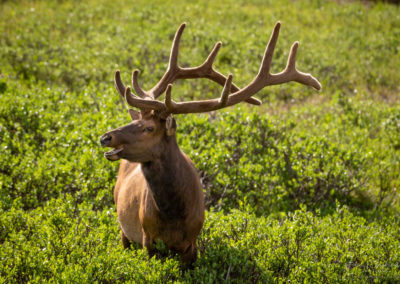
left=144, top=126, right=154, bottom=132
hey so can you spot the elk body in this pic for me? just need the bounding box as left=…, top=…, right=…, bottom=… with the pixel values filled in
left=100, top=22, right=321, bottom=265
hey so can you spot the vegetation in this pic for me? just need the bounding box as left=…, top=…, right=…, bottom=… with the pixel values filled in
left=1, top=0, right=399, bottom=282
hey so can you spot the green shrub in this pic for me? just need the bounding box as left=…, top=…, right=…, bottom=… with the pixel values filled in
left=1, top=199, right=399, bottom=282
left=179, top=110, right=366, bottom=214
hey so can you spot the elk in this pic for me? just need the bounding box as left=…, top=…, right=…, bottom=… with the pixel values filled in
left=100, top=22, right=321, bottom=265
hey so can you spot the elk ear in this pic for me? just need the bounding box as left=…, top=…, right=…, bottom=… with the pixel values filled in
left=128, top=109, right=141, bottom=121
left=165, top=115, right=176, bottom=136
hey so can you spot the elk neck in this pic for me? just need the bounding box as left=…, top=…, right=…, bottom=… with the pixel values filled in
left=140, top=135, right=189, bottom=221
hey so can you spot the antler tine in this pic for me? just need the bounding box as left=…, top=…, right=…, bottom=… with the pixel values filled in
left=199, top=41, right=222, bottom=71
left=148, top=23, right=185, bottom=98
left=165, top=84, right=177, bottom=112
left=219, top=74, right=232, bottom=106
left=286, top=41, right=298, bottom=70
left=169, top=23, right=186, bottom=71
left=264, top=41, right=322, bottom=90
left=114, top=70, right=126, bottom=98
left=125, top=86, right=166, bottom=111
left=258, top=21, right=281, bottom=77
left=284, top=42, right=322, bottom=90
left=132, top=70, right=149, bottom=98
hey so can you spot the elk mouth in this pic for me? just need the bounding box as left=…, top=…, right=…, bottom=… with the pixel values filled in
left=104, top=146, right=123, bottom=161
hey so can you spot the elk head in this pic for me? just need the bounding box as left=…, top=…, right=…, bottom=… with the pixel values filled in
left=100, top=109, right=176, bottom=162
left=101, top=22, right=321, bottom=162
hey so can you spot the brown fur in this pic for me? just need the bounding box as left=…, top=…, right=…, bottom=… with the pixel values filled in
left=101, top=111, right=204, bottom=264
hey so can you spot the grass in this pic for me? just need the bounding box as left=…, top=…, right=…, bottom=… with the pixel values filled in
left=1, top=0, right=400, bottom=282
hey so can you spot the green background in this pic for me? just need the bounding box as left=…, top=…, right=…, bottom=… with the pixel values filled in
left=1, top=0, right=399, bottom=282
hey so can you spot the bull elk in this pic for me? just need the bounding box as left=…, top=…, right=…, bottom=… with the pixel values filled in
left=100, top=22, right=321, bottom=265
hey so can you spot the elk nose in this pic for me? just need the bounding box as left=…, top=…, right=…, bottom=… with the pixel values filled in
left=100, top=134, right=112, bottom=147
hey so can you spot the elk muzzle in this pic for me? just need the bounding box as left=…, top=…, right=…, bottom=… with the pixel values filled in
left=100, top=133, right=124, bottom=161
left=100, top=134, right=112, bottom=147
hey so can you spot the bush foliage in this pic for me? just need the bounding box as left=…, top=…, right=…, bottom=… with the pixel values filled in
left=1, top=0, right=399, bottom=282
left=1, top=200, right=399, bottom=283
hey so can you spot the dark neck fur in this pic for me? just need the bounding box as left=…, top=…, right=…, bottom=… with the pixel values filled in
left=141, top=136, right=187, bottom=221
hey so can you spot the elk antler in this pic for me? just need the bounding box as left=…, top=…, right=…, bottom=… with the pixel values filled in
left=115, top=23, right=261, bottom=106
left=116, top=22, right=321, bottom=115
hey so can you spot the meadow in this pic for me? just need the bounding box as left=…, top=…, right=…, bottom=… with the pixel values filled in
left=1, top=0, right=400, bottom=282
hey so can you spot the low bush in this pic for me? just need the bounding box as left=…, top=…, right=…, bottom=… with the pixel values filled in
left=179, top=111, right=366, bottom=214
left=1, top=198, right=399, bottom=282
